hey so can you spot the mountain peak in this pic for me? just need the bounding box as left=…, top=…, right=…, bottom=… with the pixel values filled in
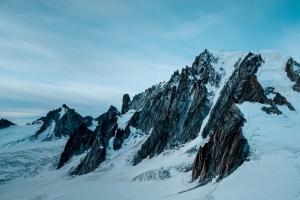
left=0, top=118, right=16, bottom=129
left=61, top=104, right=69, bottom=109
left=33, top=104, right=93, bottom=139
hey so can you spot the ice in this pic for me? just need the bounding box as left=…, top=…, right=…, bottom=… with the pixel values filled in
left=0, top=125, right=67, bottom=185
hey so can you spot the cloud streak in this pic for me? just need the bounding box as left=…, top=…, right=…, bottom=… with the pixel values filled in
left=1, top=0, right=300, bottom=124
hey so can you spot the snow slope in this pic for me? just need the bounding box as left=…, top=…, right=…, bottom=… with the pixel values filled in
left=0, top=125, right=67, bottom=185
left=0, top=50, right=300, bottom=200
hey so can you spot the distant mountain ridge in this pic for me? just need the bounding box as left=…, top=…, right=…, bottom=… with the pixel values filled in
left=32, top=104, right=95, bottom=140
left=0, top=118, right=16, bottom=129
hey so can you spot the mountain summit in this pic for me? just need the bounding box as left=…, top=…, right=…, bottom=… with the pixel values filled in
left=0, top=118, right=16, bottom=129
left=33, top=104, right=94, bottom=140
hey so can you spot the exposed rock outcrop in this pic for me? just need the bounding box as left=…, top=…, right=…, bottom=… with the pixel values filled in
left=34, top=104, right=93, bottom=139
left=27, top=117, right=44, bottom=125
left=0, top=119, right=16, bottom=129
left=57, top=124, right=96, bottom=169
left=66, top=50, right=222, bottom=173
left=131, top=50, right=222, bottom=165
left=70, top=136, right=106, bottom=176
left=70, top=106, right=120, bottom=175
left=262, top=87, right=295, bottom=114
left=127, top=83, right=166, bottom=112
left=286, top=58, right=300, bottom=92
left=192, top=104, right=248, bottom=182
left=121, top=94, right=131, bottom=114
left=192, top=53, right=267, bottom=182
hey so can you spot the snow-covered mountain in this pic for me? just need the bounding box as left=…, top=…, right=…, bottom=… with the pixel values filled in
left=32, top=104, right=95, bottom=140
left=1, top=49, right=300, bottom=200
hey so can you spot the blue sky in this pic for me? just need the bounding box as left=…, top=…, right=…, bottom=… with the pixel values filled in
left=1, top=0, right=300, bottom=124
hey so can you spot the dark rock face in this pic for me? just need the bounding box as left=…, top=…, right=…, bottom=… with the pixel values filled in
left=95, top=106, right=120, bottom=146
left=68, top=60, right=218, bottom=172
left=83, top=116, right=93, bottom=127
left=113, top=127, right=130, bottom=150
left=286, top=58, right=300, bottom=92
left=192, top=104, right=248, bottom=182
left=262, top=87, right=295, bottom=115
left=70, top=106, right=120, bottom=175
left=132, top=50, right=222, bottom=165
left=191, top=52, right=297, bottom=183
left=127, top=83, right=165, bottom=112
left=121, top=94, right=131, bottom=114
left=192, top=53, right=263, bottom=182
left=261, top=105, right=282, bottom=115
left=273, top=93, right=295, bottom=111
left=71, top=136, right=106, bottom=176
left=35, top=104, right=93, bottom=139
left=51, top=109, right=87, bottom=138
left=0, top=119, right=16, bottom=129
left=57, top=124, right=96, bottom=169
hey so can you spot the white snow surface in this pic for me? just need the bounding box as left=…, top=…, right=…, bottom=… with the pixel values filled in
left=87, top=119, right=98, bottom=131
left=117, top=109, right=136, bottom=130
left=1, top=50, right=300, bottom=199
left=59, top=106, right=68, bottom=120
left=37, top=121, right=56, bottom=140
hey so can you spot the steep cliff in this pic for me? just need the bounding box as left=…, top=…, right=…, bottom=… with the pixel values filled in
left=192, top=53, right=262, bottom=182
left=192, top=51, right=297, bottom=183
left=131, top=50, right=224, bottom=165
left=57, top=124, right=96, bottom=169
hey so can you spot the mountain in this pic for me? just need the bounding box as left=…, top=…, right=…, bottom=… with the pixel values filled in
left=33, top=104, right=95, bottom=140
left=1, top=49, right=300, bottom=200
left=63, top=50, right=252, bottom=181
left=0, top=119, right=16, bottom=129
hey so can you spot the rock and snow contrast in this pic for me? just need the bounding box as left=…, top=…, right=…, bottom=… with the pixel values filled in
left=1, top=49, right=300, bottom=200
left=33, top=104, right=94, bottom=140
left=0, top=118, right=16, bottom=129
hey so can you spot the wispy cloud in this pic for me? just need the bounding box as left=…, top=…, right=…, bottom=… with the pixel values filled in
left=277, top=25, right=300, bottom=61
left=161, top=14, right=221, bottom=39
left=1, top=0, right=300, bottom=124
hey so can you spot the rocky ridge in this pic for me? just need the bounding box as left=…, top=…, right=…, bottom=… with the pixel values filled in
left=34, top=104, right=93, bottom=140
left=57, top=49, right=299, bottom=186
left=69, top=106, right=120, bottom=175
